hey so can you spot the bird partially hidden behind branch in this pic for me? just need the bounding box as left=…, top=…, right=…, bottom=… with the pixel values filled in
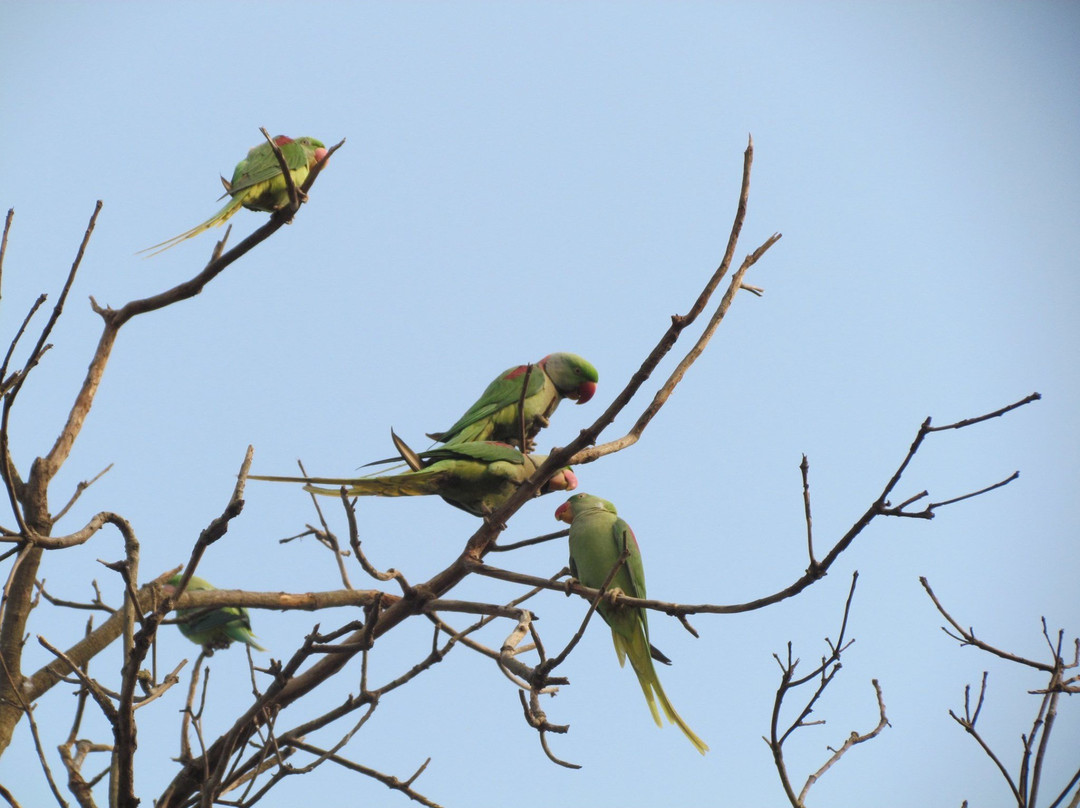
left=427, top=353, right=598, bottom=451
left=139, top=134, right=328, bottom=255
left=556, top=493, right=708, bottom=754
left=164, top=575, right=265, bottom=654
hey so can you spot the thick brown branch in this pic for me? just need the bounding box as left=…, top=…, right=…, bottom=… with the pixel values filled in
left=23, top=575, right=173, bottom=701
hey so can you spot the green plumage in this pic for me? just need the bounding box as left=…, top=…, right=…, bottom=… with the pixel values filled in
left=166, top=574, right=265, bottom=653
left=250, top=441, right=577, bottom=517
left=555, top=493, right=708, bottom=754
left=427, top=353, right=598, bottom=448
left=141, top=135, right=327, bottom=255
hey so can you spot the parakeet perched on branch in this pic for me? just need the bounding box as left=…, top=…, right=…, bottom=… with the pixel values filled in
left=141, top=135, right=327, bottom=255
left=555, top=493, right=708, bottom=754
left=165, top=574, right=265, bottom=653
left=427, top=353, right=598, bottom=449
left=251, top=441, right=577, bottom=517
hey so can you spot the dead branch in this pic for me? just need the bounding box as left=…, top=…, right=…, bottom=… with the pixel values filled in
left=798, top=680, right=889, bottom=805
left=489, top=528, right=569, bottom=553
left=921, top=578, right=1058, bottom=672
left=51, top=465, right=113, bottom=524
left=281, top=740, right=442, bottom=808
left=926, top=581, right=1078, bottom=807
left=518, top=689, right=580, bottom=770
left=0, top=133, right=340, bottom=757
left=765, top=573, right=888, bottom=807
left=570, top=231, right=779, bottom=466
left=0, top=208, right=13, bottom=287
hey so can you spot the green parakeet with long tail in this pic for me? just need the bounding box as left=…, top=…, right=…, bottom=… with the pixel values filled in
left=164, top=575, right=265, bottom=653
left=555, top=493, right=708, bottom=754
left=251, top=441, right=577, bottom=517
left=427, top=353, right=598, bottom=449
left=141, top=135, right=327, bottom=255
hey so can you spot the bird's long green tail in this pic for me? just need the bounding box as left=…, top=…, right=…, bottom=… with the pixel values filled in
left=138, top=196, right=244, bottom=256
left=249, top=471, right=441, bottom=498
left=616, top=629, right=709, bottom=754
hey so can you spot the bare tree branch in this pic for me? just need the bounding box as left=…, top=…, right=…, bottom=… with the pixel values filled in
left=921, top=578, right=1058, bottom=673
left=928, top=581, right=1077, bottom=807
left=797, top=680, right=889, bottom=805
left=282, top=740, right=442, bottom=808
left=765, top=573, right=888, bottom=807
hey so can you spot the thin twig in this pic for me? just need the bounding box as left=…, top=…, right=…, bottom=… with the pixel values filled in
left=517, top=363, right=534, bottom=451
left=947, top=672, right=1021, bottom=802
left=489, top=529, right=569, bottom=553
left=797, top=679, right=889, bottom=804
left=921, top=578, right=1056, bottom=672
left=52, top=465, right=115, bottom=525
left=800, top=454, right=816, bottom=568
left=282, top=740, right=442, bottom=808
left=926, top=393, right=1042, bottom=432
left=0, top=208, right=14, bottom=293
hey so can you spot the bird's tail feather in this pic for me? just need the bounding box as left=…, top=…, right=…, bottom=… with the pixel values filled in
left=138, top=197, right=243, bottom=256
left=619, top=628, right=709, bottom=754
left=250, top=470, right=442, bottom=499
left=250, top=470, right=436, bottom=494
left=309, top=474, right=438, bottom=497
left=227, top=626, right=266, bottom=652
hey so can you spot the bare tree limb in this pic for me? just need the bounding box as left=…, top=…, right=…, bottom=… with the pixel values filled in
left=921, top=578, right=1058, bottom=673
left=948, top=672, right=1022, bottom=802
left=928, top=582, right=1078, bottom=808
left=798, top=679, right=889, bottom=805
left=52, top=465, right=113, bottom=525
left=282, top=740, right=442, bottom=808
left=765, top=573, right=887, bottom=807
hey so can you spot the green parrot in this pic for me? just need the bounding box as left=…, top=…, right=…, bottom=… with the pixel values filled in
left=555, top=493, right=708, bottom=754
left=250, top=441, right=577, bottom=517
left=141, top=135, right=327, bottom=255
left=427, top=353, right=598, bottom=449
left=164, top=574, right=265, bottom=653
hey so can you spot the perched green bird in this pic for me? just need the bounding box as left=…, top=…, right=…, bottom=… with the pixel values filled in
left=165, top=575, right=265, bottom=653
left=141, top=135, right=327, bottom=255
left=427, top=353, right=598, bottom=449
left=251, top=441, right=577, bottom=517
left=555, top=493, right=708, bottom=754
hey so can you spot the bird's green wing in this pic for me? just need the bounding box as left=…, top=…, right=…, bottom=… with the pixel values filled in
left=228, top=136, right=325, bottom=195
left=429, top=364, right=547, bottom=441
left=420, top=441, right=525, bottom=465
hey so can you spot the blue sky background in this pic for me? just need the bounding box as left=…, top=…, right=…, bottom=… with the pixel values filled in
left=2, top=2, right=1078, bottom=805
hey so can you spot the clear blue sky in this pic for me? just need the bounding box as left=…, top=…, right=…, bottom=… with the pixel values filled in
left=2, top=3, right=1078, bottom=805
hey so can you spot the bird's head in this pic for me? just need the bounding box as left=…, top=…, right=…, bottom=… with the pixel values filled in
left=540, top=353, right=599, bottom=404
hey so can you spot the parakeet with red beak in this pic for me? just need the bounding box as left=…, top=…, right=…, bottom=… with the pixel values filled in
left=555, top=493, right=708, bottom=754
left=141, top=135, right=327, bottom=255
left=251, top=442, right=577, bottom=517
left=427, top=353, right=598, bottom=449
left=164, top=575, right=265, bottom=653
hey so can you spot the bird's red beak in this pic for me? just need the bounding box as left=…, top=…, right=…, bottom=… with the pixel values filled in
left=559, top=468, right=578, bottom=491
left=314, top=147, right=328, bottom=164
left=574, top=381, right=597, bottom=404
left=554, top=500, right=573, bottom=523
